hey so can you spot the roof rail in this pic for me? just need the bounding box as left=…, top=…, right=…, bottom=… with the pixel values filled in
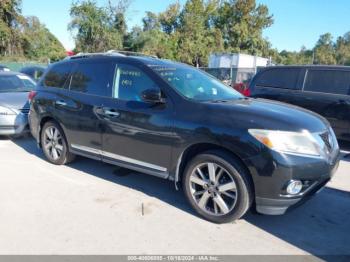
left=106, top=50, right=158, bottom=59
left=65, top=52, right=122, bottom=60
left=65, top=50, right=158, bottom=60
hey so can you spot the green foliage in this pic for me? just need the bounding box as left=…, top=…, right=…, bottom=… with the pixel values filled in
left=271, top=32, right=350, bottom=66
left=215, top=0, right=273, bottom=55
left=69, top=0, right=271, bottom=66
left=22, top=17, right=66, bottom=61
left=177, top=0, right=223, bottom=66
left=69, top=0, right=131, bottom=53
left=69, top=0, right=122, bottom=52
left=0, top=0, right=66, bottom=61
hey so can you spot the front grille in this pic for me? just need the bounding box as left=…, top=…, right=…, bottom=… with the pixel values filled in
left=20, top=108, right=30, bottom=115
left=319, top=131, right=332, bottom=152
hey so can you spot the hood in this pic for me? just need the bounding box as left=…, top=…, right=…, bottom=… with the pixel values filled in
left=205, top=98, right=329, bottom=133
left=0, top=92, right=30, bottom=110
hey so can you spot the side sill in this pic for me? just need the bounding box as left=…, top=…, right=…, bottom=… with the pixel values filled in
left=70, top=148, right=169, bottom=180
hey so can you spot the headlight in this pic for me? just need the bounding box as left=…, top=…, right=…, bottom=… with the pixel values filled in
left=0, top=106, right=16, bottom=115
left=248, top=129, right=322, bottom=157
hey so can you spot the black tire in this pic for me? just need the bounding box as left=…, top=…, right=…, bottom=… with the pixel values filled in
left=41, top=121, right=75, bottom=165
left=182, top=150, right=253, bottom=223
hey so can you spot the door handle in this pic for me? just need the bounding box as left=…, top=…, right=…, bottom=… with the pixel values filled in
left=56, top=100, right=67, bottom=106
left=103, top=109, right=120, bottom=118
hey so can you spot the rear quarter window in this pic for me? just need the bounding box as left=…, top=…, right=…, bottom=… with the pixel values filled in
left=69, top=61, right=114, bottom=97
left=42, top=63, right=73, bottom=88
left=304, top=69, right=350, bottom=95
left=255, top=68, right=301, bottom=90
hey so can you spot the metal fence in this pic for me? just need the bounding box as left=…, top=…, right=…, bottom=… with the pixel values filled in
left=0, top=61, right=48, bottom=71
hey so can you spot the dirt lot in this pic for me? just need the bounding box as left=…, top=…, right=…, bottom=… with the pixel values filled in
left=0, top=136, right=349, bottom=256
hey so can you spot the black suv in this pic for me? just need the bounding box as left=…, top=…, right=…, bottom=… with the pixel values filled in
left=29, top=53, right=340, bottom=223
left=249, top=66, right=350, bottom=142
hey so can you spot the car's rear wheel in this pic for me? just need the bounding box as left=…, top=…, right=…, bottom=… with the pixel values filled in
left=41, top=121, right=75, bottom=165
left=183, top=150, right=253, bottom=223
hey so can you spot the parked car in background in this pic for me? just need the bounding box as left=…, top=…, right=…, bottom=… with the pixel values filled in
left=29, top=53, right=339, bottom=223
left=0, top=65, right=11, bottom=72
left=249, top=66, right=350, bottom=142
left=20, top=66, right=46, bottom=82
left=0, top=71, right=36, bottom=136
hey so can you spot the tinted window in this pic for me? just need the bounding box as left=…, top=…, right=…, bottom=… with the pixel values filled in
left=70, top=61, right=114, bottom=97
left=0, top=74, right=36, bottom=92
left=113, top=64, right=160, bottom=101
left=43, top=63, right=72, bottom=88
left=256, top=68, right=301, bottom=89
left=304, top=70, right=350, bottom=95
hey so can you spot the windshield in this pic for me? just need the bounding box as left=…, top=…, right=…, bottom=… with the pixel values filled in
left=0, top=74, right=36, bottom=92
left=151, top=64, right=243, bottom=101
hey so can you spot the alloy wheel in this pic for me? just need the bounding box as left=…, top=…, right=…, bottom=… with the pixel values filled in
left=43, top=126, right=64, bottom=161
left=189, top=162, right=238, bottom=216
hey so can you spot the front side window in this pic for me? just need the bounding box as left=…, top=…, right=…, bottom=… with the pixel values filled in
left=43, top=63, right=73, bottom=88
left=152, top=64, right=243, bottom=101
left=70, top=62, right=114, bottom=97
left=256, top=68, right=301, bottom=90
left=113, top=64, right=160, bottom=101
left=304, top=70, right=350, bottom=95
left=0, top=74, right=36, bottom=92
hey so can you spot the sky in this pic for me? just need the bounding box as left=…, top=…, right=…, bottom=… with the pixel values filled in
left=22, top=0, right=350, bottom=52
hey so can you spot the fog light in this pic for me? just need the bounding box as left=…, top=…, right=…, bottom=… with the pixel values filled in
left=286, top=180, right=303, bottom=195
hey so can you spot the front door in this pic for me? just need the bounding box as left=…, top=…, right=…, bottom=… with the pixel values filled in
left=100, top=63, right=175, bottom=178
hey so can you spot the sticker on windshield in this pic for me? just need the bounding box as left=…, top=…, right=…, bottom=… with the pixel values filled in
left=17, top=75, right=31, bottom=80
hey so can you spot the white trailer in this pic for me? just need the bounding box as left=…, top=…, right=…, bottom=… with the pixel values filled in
left=209, top=53, right=270, bottom=69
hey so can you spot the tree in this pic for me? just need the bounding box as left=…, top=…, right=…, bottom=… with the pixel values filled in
left=0, top=0, right=24, bottom=56
left=159, top=2, right=180, bottom=34
left=142, top=11, right=160, bottom=32
left=22, top=16, right=66, bottom=61
left=215, top=0, right=273, bottom=55
left=177, top=0, right=223, bottom=66
left=68, top=0, right=124, bottom=52
left=313, top=33, right=336, bottom=65
left=335, top=32, right=350, bottom=65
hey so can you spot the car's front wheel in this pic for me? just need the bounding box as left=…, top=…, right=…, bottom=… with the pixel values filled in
left=41, top=121, right=75, bottom=165
left=183, top=150, right=253, bottom=223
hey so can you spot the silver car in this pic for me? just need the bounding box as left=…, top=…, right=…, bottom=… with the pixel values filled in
left=0, top=72, right=36, bottom=136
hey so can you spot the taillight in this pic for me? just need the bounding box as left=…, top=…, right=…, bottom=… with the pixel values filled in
left=28, top=90, right=37, bottom=102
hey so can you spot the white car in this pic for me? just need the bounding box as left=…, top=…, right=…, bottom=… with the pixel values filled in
left=0, top=72, right=36, bottom=136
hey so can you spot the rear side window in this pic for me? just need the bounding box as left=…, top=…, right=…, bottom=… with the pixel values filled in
left=113, top=64, right=160, bottom=101
left=43, top=63, right=73, bottom=88
left=255, top=68, right=301, bottom=90
left=304, top=70, right=350, bottom=95
left=70, top=61, right=114, bottom=97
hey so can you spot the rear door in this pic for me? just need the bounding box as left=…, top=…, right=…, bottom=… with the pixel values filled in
left=302, top=69, right=350, bottom=140
left=56, top=59, right=115, bottom=159
left=250, top=67, right=304, bottom=104
left=100, top=62, right=174, bottom=178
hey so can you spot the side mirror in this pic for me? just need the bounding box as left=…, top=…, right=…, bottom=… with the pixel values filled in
left=141, top=89, right=165, bottom=104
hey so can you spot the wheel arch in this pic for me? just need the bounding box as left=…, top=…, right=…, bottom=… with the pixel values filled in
left=175, top=143, right=255, bottom=194
left=38, top=116, right=64, bottom=147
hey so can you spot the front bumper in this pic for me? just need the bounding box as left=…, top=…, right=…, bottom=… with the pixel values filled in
left=245, top=148, right=340, bottom=215
left=0, top=114, right=29, bottom=135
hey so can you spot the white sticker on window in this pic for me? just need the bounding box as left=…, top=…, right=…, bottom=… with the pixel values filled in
left=17, top=75, right=31, bottom=80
